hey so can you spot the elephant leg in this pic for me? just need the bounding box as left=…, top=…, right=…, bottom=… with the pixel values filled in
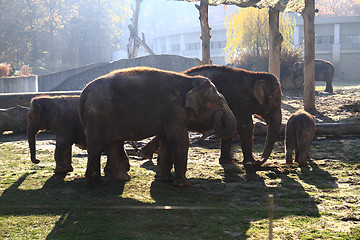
left=105, top=141, right=130, bottom=181
left=294, top=148, right=300, bottom=164
left=285, top=135, right=295, bottom=164
left=298, top=139, right=312, bottom=167
left=325, top=81, right=333, bottom=93
left=237, top=117, right=256, bottom=164
left=219, top=137, right=234, bottom=164
left=171, top=131, right=190, bottom=187
left=85, top=138, right=104, bottom=186
left=285, top=144, right=293, bottom=164
left=54, top=139, right=73, bottom=174
left=158, top=136, right=173, bottom=182
left=140, top=136, right=160, bottom=160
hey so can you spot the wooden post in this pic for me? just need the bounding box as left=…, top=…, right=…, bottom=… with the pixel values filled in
left=268, top=8, right=282, bottom=80
left=196, top=1, right=212, bottom=65
left=302, top=0, right=316, bottom=112
left=268, top=194, right=274, bottom=240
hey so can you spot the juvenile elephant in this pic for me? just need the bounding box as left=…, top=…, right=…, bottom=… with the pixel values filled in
left=141, top=65, right=282, bottom=165
left=292, top=59, right=335, bottom=93
left=79, top=67, right=236, bottom=186
left=285, top=110, right=316, bottom=166
left=27, top=95, right=86, bottom=174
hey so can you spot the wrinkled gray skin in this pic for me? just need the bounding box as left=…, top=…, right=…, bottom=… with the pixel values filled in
left=27, top=96, right=86, bottom=174
left=79, top=67, right=236, bottom=187
left=285, top=110, right=316, bottom=166
left=141, top=65, right=283, bottom=165
left=292, top=59, right=335, bottom=93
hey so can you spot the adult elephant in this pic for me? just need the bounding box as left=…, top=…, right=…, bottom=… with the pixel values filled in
left=292, top=59, right=335, bottom=93
left=141, top=65, right=282, bottom=165
left=27, top=95, right=87, bottom=174
left=79, top=67, right=236, bottom=186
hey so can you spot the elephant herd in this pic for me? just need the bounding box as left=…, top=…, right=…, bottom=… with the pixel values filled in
left=27, top=64, right=317, bottom=187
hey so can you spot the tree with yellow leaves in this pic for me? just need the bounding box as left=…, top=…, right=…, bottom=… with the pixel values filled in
left=225, top=7, right=296, bottom=64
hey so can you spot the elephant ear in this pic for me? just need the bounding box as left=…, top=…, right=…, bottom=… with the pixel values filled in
left=185, top=88, right=200, bottom=117
left=253, top=80, right=266, bottom=105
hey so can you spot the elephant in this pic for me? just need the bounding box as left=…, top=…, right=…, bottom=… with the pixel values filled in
left=79, top=67, right=236, bottom=186
left=285, top=110, right=316, bottom=166
left=141, top=65, right=282, bottom=166
left=27, top=95, right=87, bottom=174
left=291, top=59, right=335, bottom=93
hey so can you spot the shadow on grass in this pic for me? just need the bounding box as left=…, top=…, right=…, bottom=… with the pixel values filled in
left=0, top=160, right=322, bottom=239
left=298, top=160, right=339, bottom=189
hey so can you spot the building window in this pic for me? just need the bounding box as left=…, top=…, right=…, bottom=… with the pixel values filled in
left=185, top=43, right=200, bottom=51
left=171, top=44, right=180, bottom=52
left=161, top=45, right=166, bottom=53
left=211, top=41, right=226, bottom=49
left=341, top=34, right=360, bottom=44
left=315, top=36, right=334, bottom=45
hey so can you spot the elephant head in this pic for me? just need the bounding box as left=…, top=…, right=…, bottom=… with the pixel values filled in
left=253, top=77, right=282, bottom=164
left=27, top=98, right=48, bottom=164
left=291, top=61, right=303, bottom=78
left=291, top=61, right=304, bottom=87
left=185, top=81, right=236, bottom=140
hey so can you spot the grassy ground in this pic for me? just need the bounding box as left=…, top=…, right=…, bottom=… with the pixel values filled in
left=1, top=85, right=360, bottom=239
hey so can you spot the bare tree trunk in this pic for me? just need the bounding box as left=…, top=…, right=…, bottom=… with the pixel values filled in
left=268, top=8, right=282, bottom=80
left=128, top=0, right=143, bottom=59
left=196, top=2, right=211, bottom=65
left=302, top=0, right=316, bottom=112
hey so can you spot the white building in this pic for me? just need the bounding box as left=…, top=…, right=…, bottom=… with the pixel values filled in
left=295, top=15, right=360, bottom=82
left=114, top=1, right=360, bottom=82
left=150, top=24, right=227, bottom=65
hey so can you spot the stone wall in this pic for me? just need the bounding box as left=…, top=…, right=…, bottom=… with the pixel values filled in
left=0, top=55, right=199, bottom=94
left=37, top=62, right=108, bottom=92
left=52, top=55, right=199, bottom=91
left=0, top=76, right=38, bottom=93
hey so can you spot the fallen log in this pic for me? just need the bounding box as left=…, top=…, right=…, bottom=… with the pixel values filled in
left=254, top=122, right=360, bottom=137
left=199, top=122, right=360, bottom=141
left=315, top=122, right=360, bottom=136
left=0, top=105, right=29, bottom=134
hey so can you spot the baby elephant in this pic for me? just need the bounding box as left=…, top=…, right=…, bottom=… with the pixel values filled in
left=27, top=95, right=86, bottom=174
left=285, top=110, right=316, bottom=166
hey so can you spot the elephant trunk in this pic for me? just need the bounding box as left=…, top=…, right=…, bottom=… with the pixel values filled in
left=260, top=111, right=282, bottom=164
left=213, top=107, right=236, bottom=140
left=27, top=125, right=40, bottom=164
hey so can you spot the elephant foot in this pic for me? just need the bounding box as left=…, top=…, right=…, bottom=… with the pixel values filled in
left=172, top=177, right=191, bottom=187
left=298, top=160, right=308, bottom=167
left=31, top=158, right=40, bottom=164
left=54, top=165, right=73, bottom=174
left=158, top=172, right=173, bottom=182
left=111, top=171, right=131, bottom=181
left=286, top=158, right=293, bottom=164
left=219, top=155, right=234, bottom=165
left=242, top=158, right=256, bottom=166
left=244, top=162, right=258, bottom=174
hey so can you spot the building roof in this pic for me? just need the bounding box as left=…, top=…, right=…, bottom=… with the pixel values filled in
left=175, top=0, right=305, bottom=13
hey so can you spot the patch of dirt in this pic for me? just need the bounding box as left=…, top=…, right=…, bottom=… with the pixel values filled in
left=282, top=86, right=360, bottom=123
